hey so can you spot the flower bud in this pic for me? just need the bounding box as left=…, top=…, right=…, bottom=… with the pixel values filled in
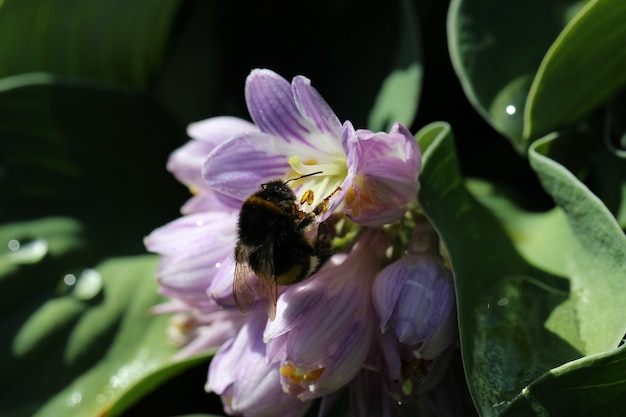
left=372, top=253, right=455, bottom=359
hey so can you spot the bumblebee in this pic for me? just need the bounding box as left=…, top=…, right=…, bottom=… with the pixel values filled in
left=233, top=173, right=339, bottom=320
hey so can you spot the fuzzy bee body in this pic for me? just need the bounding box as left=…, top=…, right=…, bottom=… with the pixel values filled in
left=233, top=178, right=335, bottom=320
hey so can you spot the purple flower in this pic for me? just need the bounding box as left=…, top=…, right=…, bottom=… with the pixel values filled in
left=372, top=254, right=455, bottom=357
left=371, top=219, right=456, bottom=396
left=144, top=211, right=238, bottom=304
left=143, top=69, right=458, bottom=416
left=343, top=121, right=421, bottom=226
left=207, top=313, right=312, bottom=417
left=170, top=116, right=255, bottom=214
left=203, top=69, right=419, bottom=225
left=263, top=230, right=388, bottom=401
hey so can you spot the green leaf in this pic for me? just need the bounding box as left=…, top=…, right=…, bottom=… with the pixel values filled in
left=366, top=0, right=422, bottom=131
left=0, top=0, right=182, bottom=86
left=500, top=345, right=626, bottom=417
left=416, top=122, right=625, bottom=416
left=0, top=250, right=201, bottom=417
left=525, top=0, right=626, bottom=140
left=528, top=134, right=626, bottom=354
left=0, top=73, right=188, bottom=251
left=417, top=123, right=577, bottom=416
left=0, top=217, right=85, bottom=282
left=447, top=0, right=587, bottom=152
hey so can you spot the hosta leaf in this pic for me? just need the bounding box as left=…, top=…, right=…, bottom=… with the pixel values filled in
left=0, top=0, right=182, bottom=86
left=416, top=122, right=625, bottom=416
left=447, top=0, right=587, bottom=151
left=525, top=0, right=626, bottom=140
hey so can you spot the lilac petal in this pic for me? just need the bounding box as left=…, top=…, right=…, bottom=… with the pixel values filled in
left=371, top=258, right=409, bottom=331
left=245, top=69, right=315, bottom=144
left=207, top=254, right=238, bottom=306
left=144, top=212, right=238, bottom=297
left=180, top=190, right=242, bottom=214
left=187, top=116, right=258, bottom=144
left=203, top=131, right=295, bottom=201
left=171, top=117, right=258, bottom=191
left=167, top=139, right=215, bottom=190
left=174, top=310, right=247, bottom=360
left=343, top=122, right=421, bottom=226
left=292, top=75, right=342, bottom=139
left=372, top=254, right=455, bottom=351
left=264, top=231, right=389, bottom=399
left=208, top=313, right=311, bottom=417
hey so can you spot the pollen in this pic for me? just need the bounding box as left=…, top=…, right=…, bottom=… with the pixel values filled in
left=280, top=361, right=325, bottom=385
left=302, top=368, right=324, bottom=381
left=300, top=189, right=315, bottom=205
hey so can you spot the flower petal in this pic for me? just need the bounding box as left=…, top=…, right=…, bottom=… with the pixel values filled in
left=167, top=139, right=215, bottom=191
left=264, top=231, right=389, bottom=400
left=208, top=313, right=311, bottom=417
left=203, top=131, right=295, bottom=201
left=246, top=69, right=315, bottom=143
left=292, top=75, right=342, bottom=140
left=343, top=122, right=420, bottom=226
left=144, top=212, right=238, bottom=299
left=187, top=116, right=258, bottom=144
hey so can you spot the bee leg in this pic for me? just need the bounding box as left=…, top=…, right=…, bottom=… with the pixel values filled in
left=313, top=222, right=333, bottom=263
left=297, top=186, right=341, bottom=230
left=296, top=212, right=315, bottom=230
left=312, top=186, right=342, bottom=216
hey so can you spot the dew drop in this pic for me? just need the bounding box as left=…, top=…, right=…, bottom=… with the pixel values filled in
left=65, top=391, right=82, bottom=407
left=8, top=239, right=48, bottom=264
left=505, top=105, right=516, bottom=115
left=64, top=274, right=77, bottom=286
left=8, top=239, right=20, bottom=251
left=497, top=297, right=509, bottom=306
left=215, top=262, right=221, bottom=269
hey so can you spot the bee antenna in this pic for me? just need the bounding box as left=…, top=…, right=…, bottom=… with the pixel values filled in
left=284, top=171, right=323, bottom=185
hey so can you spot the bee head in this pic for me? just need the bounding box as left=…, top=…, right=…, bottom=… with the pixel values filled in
left=261, top=181, right=295, bottom=201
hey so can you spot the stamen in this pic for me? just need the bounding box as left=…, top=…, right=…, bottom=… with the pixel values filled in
left=279, top=361, right=325, bottom=385
left=300, top=189, right=315, bottom=205
left=302, top=368, right=324, bottom=381
left=289, top=155, right=344, bottom=176
left=280, top=365, right=295, bottom=377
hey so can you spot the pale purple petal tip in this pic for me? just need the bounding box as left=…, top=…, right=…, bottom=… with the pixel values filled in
left=187, top=116, right=258, bottom=144
left=245, top=69, right=312, bottom=142
left=202, top=132, right=292, bottom=201
left=292, top=75, right=342, bottom=138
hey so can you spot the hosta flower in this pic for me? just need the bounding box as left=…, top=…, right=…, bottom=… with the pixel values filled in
left=145, top=211, right=238, bottom=303
left=144, top=68, right=459, bottom=416
left=263, top=230, right=388, bottom=401
left=171, top=117, right=257, bottom=214
left=203, top=68, right=419, bottom=224
left=372, top=254, right=455, bottom=357
left=371, top=218, right=456, bottom=396
left=343, top=121, right=421, bottom=226
left=208, top=313, right=312, bottom=417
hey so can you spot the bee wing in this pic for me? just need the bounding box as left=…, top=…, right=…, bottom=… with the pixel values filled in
left=253, top=242, right=278, bottom=321
left=233, top=241, right=278, bottom=321
left=233, top=259, right=257, bottom=315
left=256, top=270, right=277, bottom=321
